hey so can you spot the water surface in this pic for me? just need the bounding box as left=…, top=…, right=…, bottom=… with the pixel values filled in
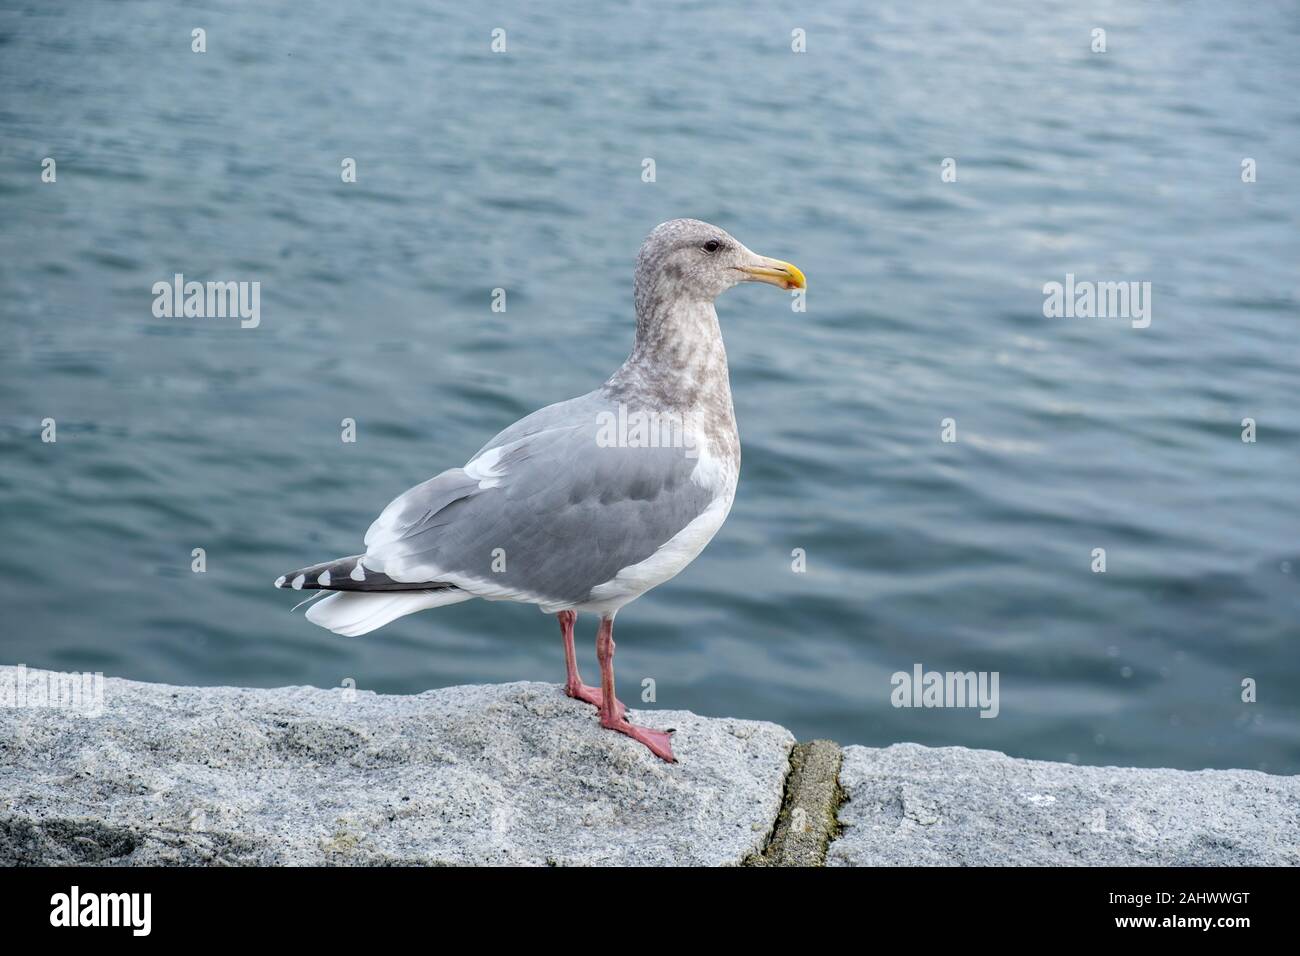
left=1, top=0, right=1297, bottom=772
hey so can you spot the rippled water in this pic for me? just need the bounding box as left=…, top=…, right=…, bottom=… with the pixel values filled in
left=2, top=1, right=1297, bottom=772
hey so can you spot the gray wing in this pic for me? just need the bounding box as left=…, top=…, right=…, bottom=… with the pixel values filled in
left=360, top=391, right=715, bottom=607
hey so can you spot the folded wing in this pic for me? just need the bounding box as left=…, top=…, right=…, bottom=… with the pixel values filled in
left=360, top=393, right=717, bottom=610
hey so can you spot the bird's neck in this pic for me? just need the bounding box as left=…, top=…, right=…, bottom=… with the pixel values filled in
left=607, top=298, right=733, bottom=413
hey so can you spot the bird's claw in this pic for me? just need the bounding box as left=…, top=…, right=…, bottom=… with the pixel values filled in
left=601, top=716, right=676, bottom=763
left=565, top=682, right=627, bottom=718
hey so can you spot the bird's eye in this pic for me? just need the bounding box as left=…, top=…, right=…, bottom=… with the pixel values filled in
left=702, top=239, right=722, bottom=253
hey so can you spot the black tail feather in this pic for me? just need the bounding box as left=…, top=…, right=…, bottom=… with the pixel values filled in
left=274, top=554, right=457, bottom=593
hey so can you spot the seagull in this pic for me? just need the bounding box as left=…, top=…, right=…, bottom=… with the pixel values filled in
left=275, top=219, right=805, bottom=762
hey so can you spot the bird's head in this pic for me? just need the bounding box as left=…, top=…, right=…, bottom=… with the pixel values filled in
left=634, top=219, right=805, bottom=313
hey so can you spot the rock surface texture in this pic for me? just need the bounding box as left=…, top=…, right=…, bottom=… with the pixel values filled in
left=0, top=669, right=792, bottom=865
left=2, top=667, right=1295, bottom=866
left=828, top=743, right=1300, bottom=866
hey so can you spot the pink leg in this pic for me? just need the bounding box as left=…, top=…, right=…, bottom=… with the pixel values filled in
left=595, top=615, right=675, bottom=763
left=558, top=611, right=624, bottom=717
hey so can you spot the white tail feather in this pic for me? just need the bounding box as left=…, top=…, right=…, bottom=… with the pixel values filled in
left=305, top=589, right=473, bottom=637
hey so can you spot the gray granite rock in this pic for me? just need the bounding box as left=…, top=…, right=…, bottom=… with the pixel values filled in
left=828, top=743, right=1300, bottom=866
left=0, top=667, right=794, bottom=866
left=7, top=665, right=1295, bottom=867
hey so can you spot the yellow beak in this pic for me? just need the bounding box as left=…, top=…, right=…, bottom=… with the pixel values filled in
left=739, top=256, right=806, bottom=291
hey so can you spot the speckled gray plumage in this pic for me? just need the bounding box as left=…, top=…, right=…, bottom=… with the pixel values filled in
left=608, top=218, right=743, bottom=464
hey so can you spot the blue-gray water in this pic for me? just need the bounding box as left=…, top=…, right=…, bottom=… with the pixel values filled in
left=2, top=1, right=1297, bottom=773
